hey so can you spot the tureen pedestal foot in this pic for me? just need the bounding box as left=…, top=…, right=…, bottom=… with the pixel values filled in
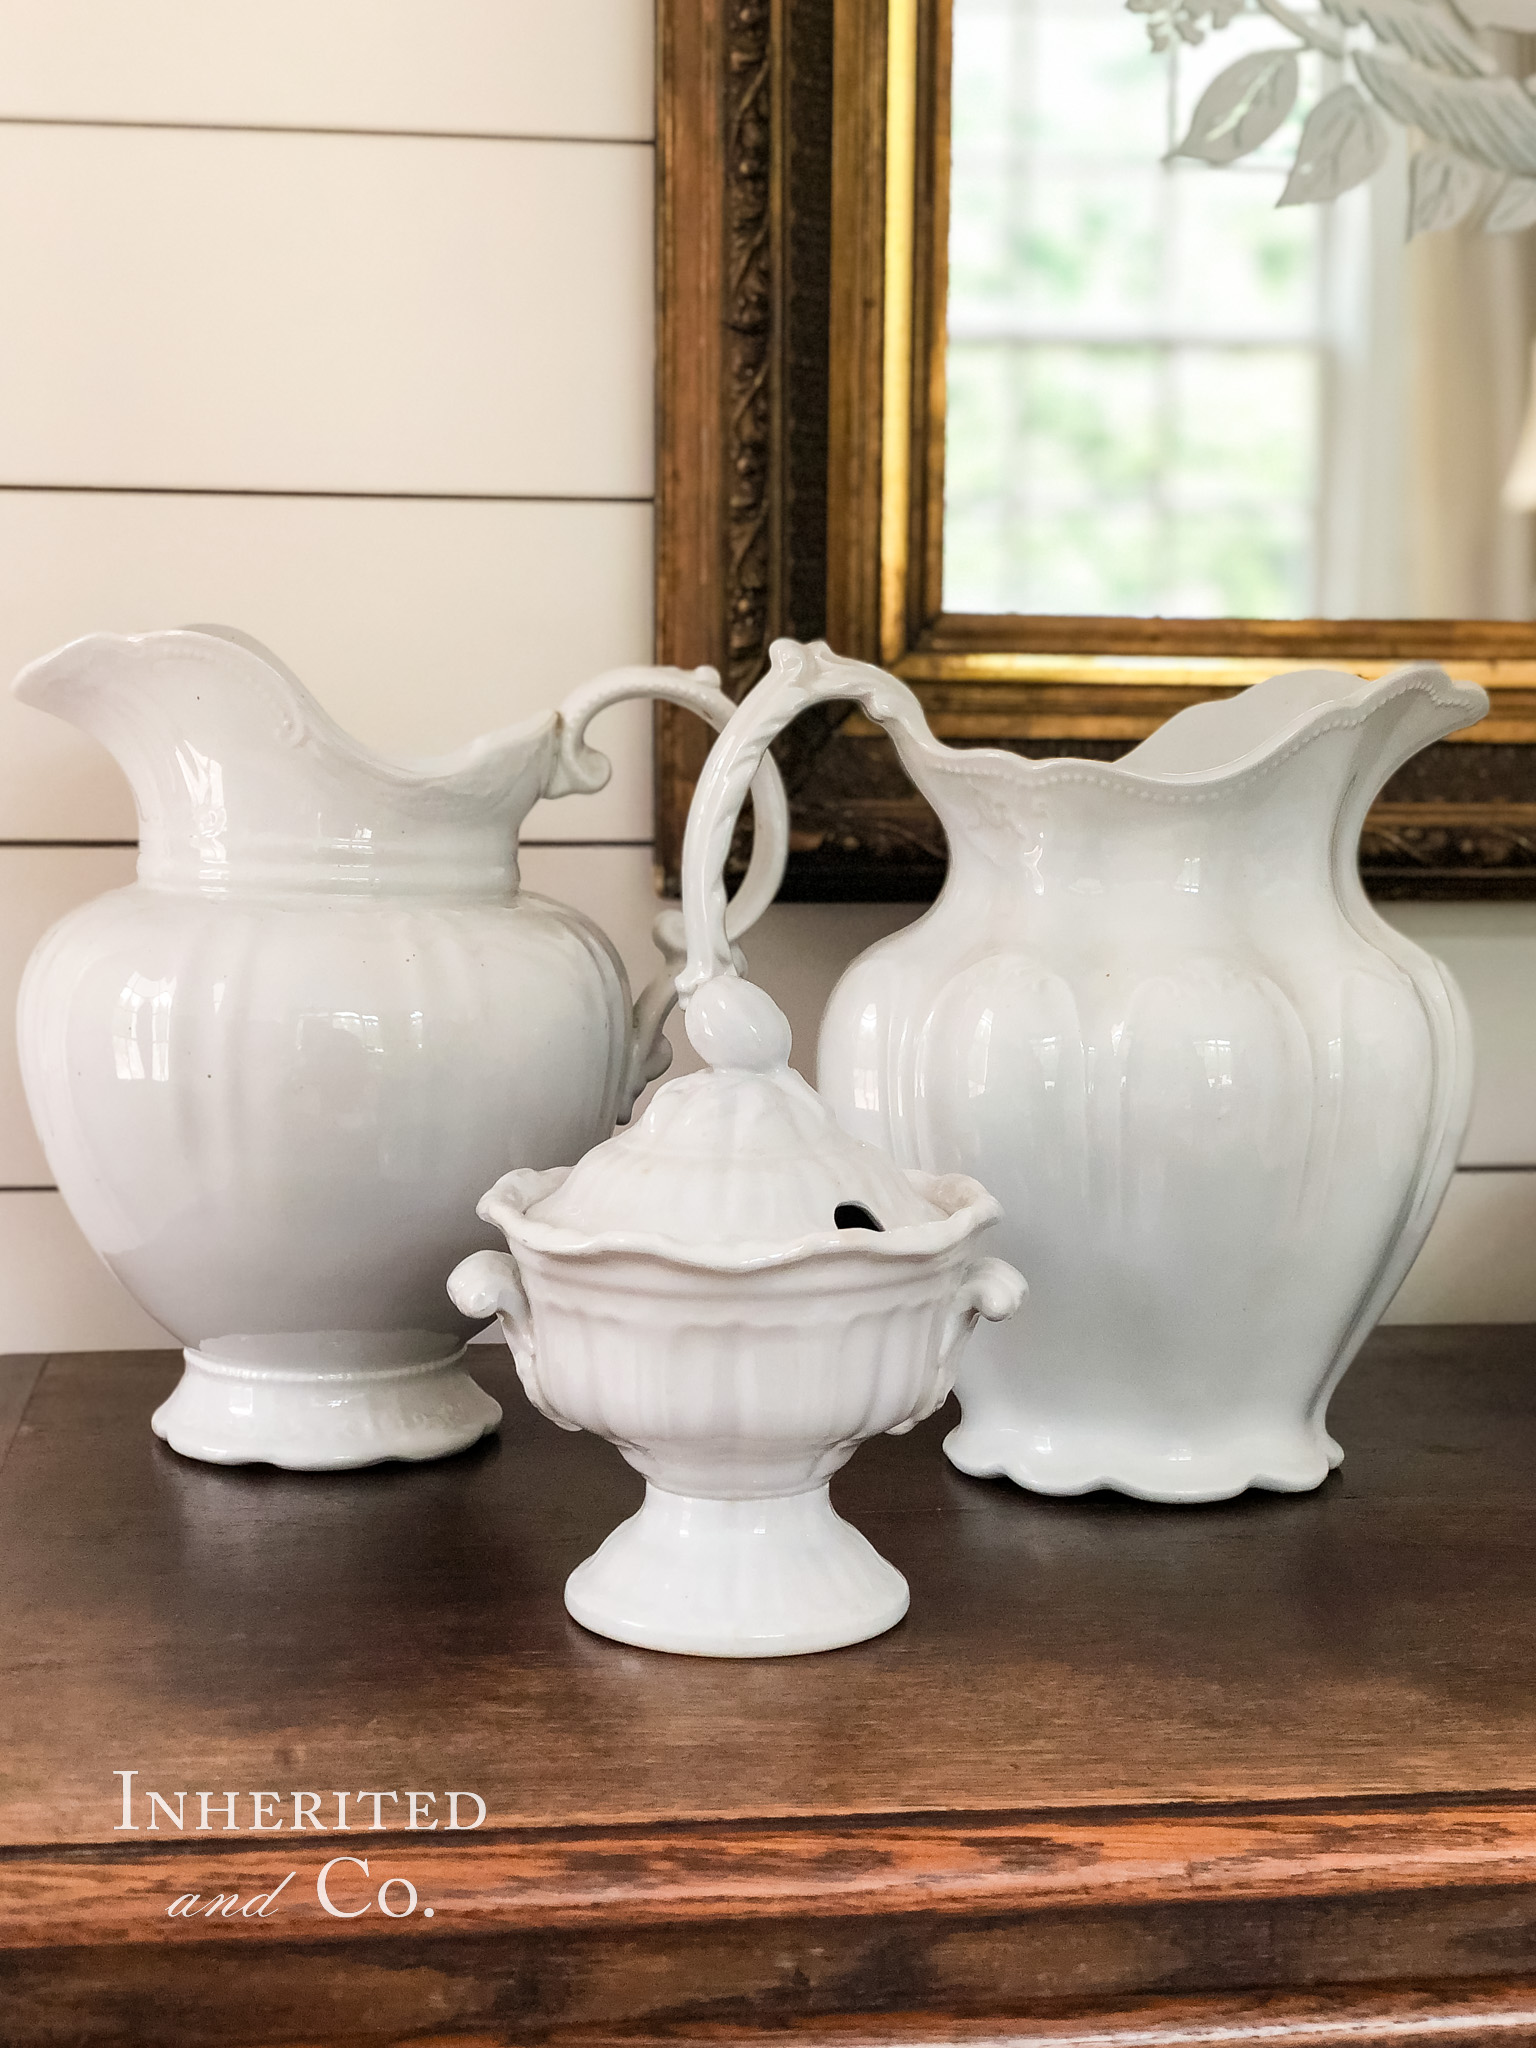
left=564, top=1483, right=909, bottom=1658
left=151, top=1332, right=501, bottom=1470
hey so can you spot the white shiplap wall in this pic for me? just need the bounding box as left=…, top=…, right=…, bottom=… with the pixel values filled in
left=1, top=1, right=1532, bottom=1351
left=0, top=1, right=678, bottom=1349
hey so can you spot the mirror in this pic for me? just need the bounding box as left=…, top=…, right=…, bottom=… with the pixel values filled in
left=946, top=0, right=1536, bottom=623
left=654, top=0, right=1536, bottom=902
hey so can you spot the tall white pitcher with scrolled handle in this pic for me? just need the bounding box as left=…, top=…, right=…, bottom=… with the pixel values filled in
left=15, top=627, right=787, bottom=1469
left=682, top=636, right=1485, bottom=1504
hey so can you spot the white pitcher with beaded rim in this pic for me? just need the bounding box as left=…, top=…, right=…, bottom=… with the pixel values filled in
left=681, top=637, right=1486, bottom=1504
left=14, top=627, right=787, bottom=1472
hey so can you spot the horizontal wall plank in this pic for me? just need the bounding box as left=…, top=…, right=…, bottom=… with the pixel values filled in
left=1384, top=1170, right=1536, bottom=1324
left=1382, top=903, right=1536, bottom=1170
left=0, top=126, right=652, bottom=496
left=0, top=847, right=137, bottom=1185
left=0, top=493, right=655, bottom=842
left=0, top=2, right=652, bottom=140
left=0, top=1192, right=174, bottom=1352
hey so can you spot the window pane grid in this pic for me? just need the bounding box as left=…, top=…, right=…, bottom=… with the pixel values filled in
left=946, top=0, right=1326, bottom=619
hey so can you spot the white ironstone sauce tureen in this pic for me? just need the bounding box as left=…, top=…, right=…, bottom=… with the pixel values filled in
left=450, top=795, right=1025, bottom=1658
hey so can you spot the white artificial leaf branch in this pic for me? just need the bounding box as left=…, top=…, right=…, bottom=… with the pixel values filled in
left=1319, top=0, right=1496, bottom=76
left=1279, top=82, right=1390, bottom=200
left=1171, top=48, right=1301, bottom=161
left=1254, top=0, right=1348, bottom=55
left=1486, top=172, right=1536, bottom=227
left=1356, top=50, right=1536, bottom=173
left=1128, top=0, right=1536, bottom=231
left=1408, top=139, right=1491, bottom=230
left=1127, top=0, right=1246, bottom=50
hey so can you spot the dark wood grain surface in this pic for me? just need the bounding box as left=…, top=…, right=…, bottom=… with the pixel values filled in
left=4, top=1328, right=1536, bottom=2045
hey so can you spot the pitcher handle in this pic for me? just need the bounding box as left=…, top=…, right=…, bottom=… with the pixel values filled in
left=678, top=639, right=936, bottom=998
left=548, top=664, right=790, bottom=1113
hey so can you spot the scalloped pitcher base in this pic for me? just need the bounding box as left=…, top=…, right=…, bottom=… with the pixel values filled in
left=943, top=1416, right=1345, bottom=1505
left=564, top=1483, right=910, bottom=1657
left=151, top=1332, right=502, bottom=1470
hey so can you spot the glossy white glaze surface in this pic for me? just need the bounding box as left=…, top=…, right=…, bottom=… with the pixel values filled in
left=563, top=1486, right=911, bottom=1659
left=681, top=640, right=1487, bottom=1504
left=14, top=628, right=787, bottom=1468
left=152, top=1332, right=502, bottom=1470
left=451, top=974, right=1025, bottom=1656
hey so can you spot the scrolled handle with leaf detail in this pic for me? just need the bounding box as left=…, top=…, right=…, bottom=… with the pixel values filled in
left=548, top=664, right=790, bottom=1117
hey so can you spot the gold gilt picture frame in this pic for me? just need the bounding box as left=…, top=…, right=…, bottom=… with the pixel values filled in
left=654, top=0, right=1536, bottom=900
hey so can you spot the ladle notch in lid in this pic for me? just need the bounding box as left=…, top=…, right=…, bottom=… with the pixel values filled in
left=508, top=975, right=967, bottom=1255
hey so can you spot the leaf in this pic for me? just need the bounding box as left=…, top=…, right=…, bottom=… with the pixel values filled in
left=1409, top=141, right=1490, bottom=231
left=1279, top=85, right=1390, bottom=203
left=1171, top=49, right=1301, bottom=164
left=1356, top=50, right=1536, bottom=173
left=1485, top=172, right=1536, bottom=228
left=1320, top=0, right=1496, bottom=76
left=1460, top=0, right=1536, bottom=27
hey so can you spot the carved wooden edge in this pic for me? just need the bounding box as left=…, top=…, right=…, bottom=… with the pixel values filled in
left=824, top=0, right=889, bottom=660
left=11, top=1806, right=1536, bottom=2043
left=9, top=1799, right=1536, bottom=1950
left=653, top=0, right=727, bottom=896
left=654, top=0, right=781, bottom=895
left=536, top=1987, right=1536, bottom=2048
left=28, top=1993, right=1536, bottom=2048
left=54, top=1990, right=1536, bottom=2048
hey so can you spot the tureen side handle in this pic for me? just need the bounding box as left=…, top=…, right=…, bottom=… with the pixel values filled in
left=885, top=1256, right=1029, bottom=1437
left=548, top=665, right=791, bottom=1115
left=447, top=1249, right=581, bottom=1433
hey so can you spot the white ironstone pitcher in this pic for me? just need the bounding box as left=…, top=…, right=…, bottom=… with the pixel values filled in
left=680, top=638, right=1486, bottom=1503
left=15, top=628, right=786, bottom=1470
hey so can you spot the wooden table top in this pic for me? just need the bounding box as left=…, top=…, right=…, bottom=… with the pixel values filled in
left=5, top=1328, right=1536, bottom=2046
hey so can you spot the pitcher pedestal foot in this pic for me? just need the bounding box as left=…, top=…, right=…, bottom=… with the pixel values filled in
left=151, top=1332, right=502, bottom=1470
left=943, top=1416, right=1338, bottom=1504
left=564, top=1484, right=909, bottom=1657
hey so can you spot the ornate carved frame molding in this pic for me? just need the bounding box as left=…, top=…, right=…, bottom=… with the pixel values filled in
left=654, top=0, right=1536, bottom=900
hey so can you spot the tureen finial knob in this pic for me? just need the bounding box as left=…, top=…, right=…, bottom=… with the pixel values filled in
left=684, top=973, right=792, bottom=1073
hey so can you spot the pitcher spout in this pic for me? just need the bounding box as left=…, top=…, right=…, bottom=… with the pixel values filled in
left=1126, top=661, right=1488, bottom=793
left=1121, top=661, right=1489, bottom=905
left=14, top=628, right=559, bottom=896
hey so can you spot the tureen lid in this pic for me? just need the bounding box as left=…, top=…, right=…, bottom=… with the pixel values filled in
left=518, top=975, right=950, bottom=1248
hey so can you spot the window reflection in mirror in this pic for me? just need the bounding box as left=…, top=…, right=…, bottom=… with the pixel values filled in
left=944, top=0, right=1536, bottom=622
